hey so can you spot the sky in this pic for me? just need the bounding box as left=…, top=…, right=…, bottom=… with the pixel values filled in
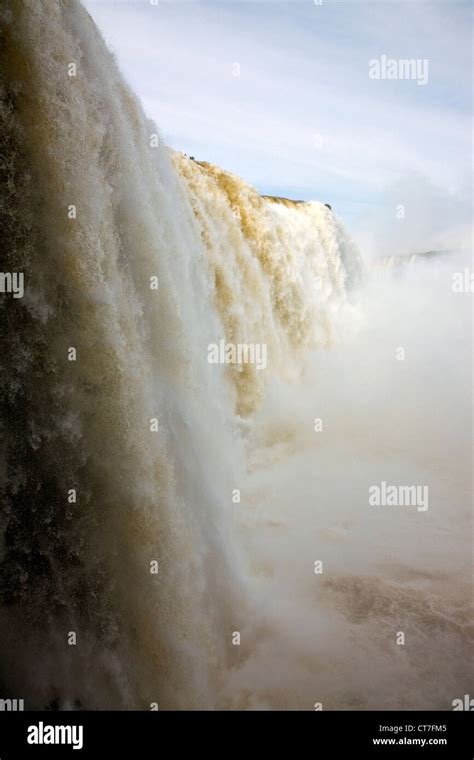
left=83, top=0, right=472, bottom=255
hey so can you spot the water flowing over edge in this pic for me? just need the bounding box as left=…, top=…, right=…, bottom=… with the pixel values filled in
left=0, top=0, right=471, bottom=711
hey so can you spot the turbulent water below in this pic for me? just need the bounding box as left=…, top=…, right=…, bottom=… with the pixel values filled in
left=0, top=0, right=471, bottom=710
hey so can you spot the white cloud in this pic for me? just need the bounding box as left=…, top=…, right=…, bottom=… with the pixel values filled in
left=83, top=0, right=472, bottom=246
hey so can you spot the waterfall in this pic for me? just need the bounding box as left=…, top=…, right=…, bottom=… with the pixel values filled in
left=0, top=0, right=470, bottom=711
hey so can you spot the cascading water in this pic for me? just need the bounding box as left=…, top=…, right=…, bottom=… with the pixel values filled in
left=0, top=0, right=471, bottom=711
